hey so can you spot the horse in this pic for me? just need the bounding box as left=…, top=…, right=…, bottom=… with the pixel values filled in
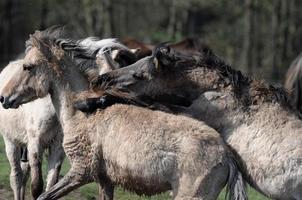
left=0, top=59, right=65, bottom=200
left=0, top=27, right=247, bottom=200
left=82, top=44, right=302, bottom=200
left=0, top=36, right=134, bottom=200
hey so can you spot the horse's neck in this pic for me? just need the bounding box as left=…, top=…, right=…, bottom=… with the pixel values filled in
left=167, top=67, right=230, bottom=99
left=186, top=91, right=240, bottom=130
left=49, top=67, right=89, bottom=129
left=50, top=84, right=74, bottom=128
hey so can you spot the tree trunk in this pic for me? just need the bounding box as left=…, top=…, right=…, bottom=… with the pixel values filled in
left=254, top=0, right=263, bottom=69
left=2, top=0, right=14, bottom=64
left=281, top=0, right=289, bottom=63
left=83, top=0, right=94, bottom=35
left=40, top=0, right=48, bottom=30
left=271, top=0, right=281, bottom=80
left=101, top=0, right=115, bottom=37
left=167, top=0, right=177, bottom=41
left=242, top=0, right=254, bottom=76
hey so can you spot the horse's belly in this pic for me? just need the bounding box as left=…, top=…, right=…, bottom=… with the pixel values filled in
left=103, top=151, right=175, bottom=195
left=257, top=175, right=302, bottom=199
left=112, top=172, right=171, bottom=195
left=105, top=160, right=172, bottom=195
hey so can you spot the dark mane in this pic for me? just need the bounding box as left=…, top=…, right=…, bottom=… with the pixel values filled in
left=200, top=50, right=293, bottom=109
left=26, top=26, right=102, bottom=80
left=27, top=26, right=136, bottom=82
left=26, top=26, right=97, bottom=57
left=152, top=43, right=250, bottom=89
left=153, top=44, right=293, bottom=109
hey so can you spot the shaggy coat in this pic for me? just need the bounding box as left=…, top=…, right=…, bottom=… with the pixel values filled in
left=0, top=60, right=64, bottom=200
left=89, top=45, right=302, bottom=200
left=0, top=28, right=247, bottom=200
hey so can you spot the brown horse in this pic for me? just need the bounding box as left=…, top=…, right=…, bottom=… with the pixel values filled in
left=82, top=44, right=302, bottom=200
left=0, top=28, right=247, bottom=200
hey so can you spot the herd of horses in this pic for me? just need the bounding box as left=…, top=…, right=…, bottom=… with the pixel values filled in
left=1, top=26, right=302, bottom=200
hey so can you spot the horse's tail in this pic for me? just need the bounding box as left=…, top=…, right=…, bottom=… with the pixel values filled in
left=225, top=156, right=248, bottom=200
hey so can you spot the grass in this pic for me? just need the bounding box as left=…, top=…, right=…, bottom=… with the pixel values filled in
left=0, top=137, right=270, bottom=200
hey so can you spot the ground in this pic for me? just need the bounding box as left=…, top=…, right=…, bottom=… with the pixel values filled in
left=0, top=137, right=269, bottom=200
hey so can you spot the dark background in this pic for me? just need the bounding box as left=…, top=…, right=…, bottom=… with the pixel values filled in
left=1, top=0, right=302, bottom=82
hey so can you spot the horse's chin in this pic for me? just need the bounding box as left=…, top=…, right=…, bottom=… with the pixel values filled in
left=10, top=103, right=20, bottom=109
left=3, top=99, right=21, bottom=109
left=4, top=96, right=32, bottom=109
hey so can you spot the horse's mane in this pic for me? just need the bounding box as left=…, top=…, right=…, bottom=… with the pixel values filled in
left=153, top=44, right=292, bottom=108
left=26, top=26, right=130, bottom=81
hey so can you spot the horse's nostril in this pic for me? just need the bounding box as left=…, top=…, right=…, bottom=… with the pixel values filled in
left=0, top=96, right=4, bottom=103
left=1, top=97, right=16, bottom=109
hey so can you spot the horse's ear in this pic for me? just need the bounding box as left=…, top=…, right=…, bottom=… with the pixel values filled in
left=111, top=50, right=120, bottom=60
left=153, top=57, right=160, bottom=70
left=30, top=33, right=52, bottom=60
left=130, top=48, right=140, bottom=54
left=111, top=49, right=137, bottom=67
left=152, top=44, right=172, bottom=69
left=29, top=34, right=40, bottom=49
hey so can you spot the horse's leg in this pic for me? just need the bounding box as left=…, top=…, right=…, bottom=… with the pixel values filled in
left=27, top=138, right=44, bottom=199
left=37, top=165, right=93, bottom=200
left=293, top=187, right=302, bottom=200
left=173, top=164, right=228, bottom=200
left=45, top=136, right=65, bottom=191
left=172, top=152, right=228, bottom=200
left=98, top=180, right=114, bottom=200
left=3, top=136, right=23, bottom=200
left=20, top=161, right=30, bottom=200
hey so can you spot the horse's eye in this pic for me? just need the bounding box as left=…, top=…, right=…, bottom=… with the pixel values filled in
left=23, top=64, right=34, bottom=71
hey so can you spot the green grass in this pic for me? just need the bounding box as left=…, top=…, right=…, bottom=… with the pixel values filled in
left=0, top=136, right=270, bottom=199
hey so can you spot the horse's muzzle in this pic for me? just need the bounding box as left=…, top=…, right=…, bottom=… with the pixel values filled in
left=1, top=96, right=17, bottom=109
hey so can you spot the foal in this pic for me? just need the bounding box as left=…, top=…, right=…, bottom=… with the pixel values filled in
left=0, top=28, right=247, bottom=200
left=0, top=60, right=64, bottom=200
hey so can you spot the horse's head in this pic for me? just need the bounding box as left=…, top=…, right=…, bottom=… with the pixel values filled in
left=1, top=33, right=55, bottom=108
left=0, top=27, right=75, bottom=109
left=72, top=44, right=197, bottom=112
left=95, top=44, right=191, bottom=92
left=101, top=39, right=208, bottom=90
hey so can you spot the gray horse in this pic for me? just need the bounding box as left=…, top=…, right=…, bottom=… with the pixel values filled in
left=0, top=28, right=247, bottom=200
left=82, top=45, right=302, bottom=200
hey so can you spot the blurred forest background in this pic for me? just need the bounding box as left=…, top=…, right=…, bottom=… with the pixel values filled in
left=1, top=0, right=302, bottom=83
left=0, top=1, right=299, bottom=199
